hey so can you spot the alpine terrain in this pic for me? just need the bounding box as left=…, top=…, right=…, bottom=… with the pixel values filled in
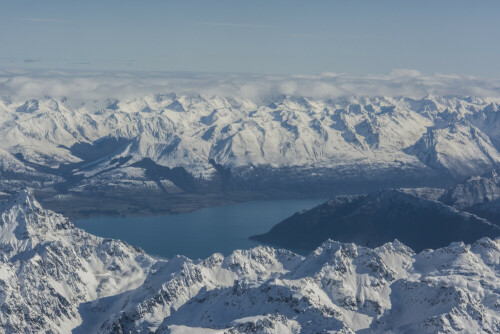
left=3, top=0, right=500, bottom=333
left=253, top=171, right=500, bottom=252
left=1, top=95, right=500, bottom=217
left=0, top=191, right=499, bottom=333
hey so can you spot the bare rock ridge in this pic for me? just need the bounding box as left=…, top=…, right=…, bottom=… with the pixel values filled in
left=0, top=191, right=499, bottom=333
left=251, top=188, right=500, bottom=252
left=253, top=171, right=500, bottom=252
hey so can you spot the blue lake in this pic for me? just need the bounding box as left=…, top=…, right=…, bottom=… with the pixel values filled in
left=74, top=198, right=325, bottom=259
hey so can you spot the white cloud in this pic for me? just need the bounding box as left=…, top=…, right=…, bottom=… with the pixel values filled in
left=0, top=69, right=499, bottom=102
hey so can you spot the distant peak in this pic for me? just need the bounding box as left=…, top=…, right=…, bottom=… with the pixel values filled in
left=7, top=189, right=41, bottom=211
left=16, top=99, right=39, bottom=113
left=312, top=239, right=345, bottom=256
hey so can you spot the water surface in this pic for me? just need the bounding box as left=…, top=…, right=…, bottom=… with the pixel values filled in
left=75, top=198, right=325, bottom=259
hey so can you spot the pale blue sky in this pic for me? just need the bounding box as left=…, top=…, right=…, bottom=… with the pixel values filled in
left=1, top=0, right=499, bottom=76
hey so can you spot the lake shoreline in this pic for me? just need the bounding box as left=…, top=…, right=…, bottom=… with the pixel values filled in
left=73, top=198, right=326, bottom=259
left=37, top=189, right=329, bottom=220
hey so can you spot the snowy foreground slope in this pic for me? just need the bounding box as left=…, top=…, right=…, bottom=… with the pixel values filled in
left=0, top=191, right=155, bottom=333
left=1, top=95, right=500, bottom=208
left=0, top=192, right=499, bottom=333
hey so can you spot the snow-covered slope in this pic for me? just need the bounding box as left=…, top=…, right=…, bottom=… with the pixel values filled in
left=440, top=170, right=500, bottom=209
left=437, top=170, right=500, bottom=226
left=0, top=192, right=499, bottom=333
left=1, top=95, right=500, bottom=200
left=96, top=238, right=500, bottom=334
left=0, top=191, right=155, bottom=333
left=406, top=121, right=500, bottom=177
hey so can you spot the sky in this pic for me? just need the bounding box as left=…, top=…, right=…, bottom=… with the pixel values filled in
left=1, top=0, right=500, bottom=77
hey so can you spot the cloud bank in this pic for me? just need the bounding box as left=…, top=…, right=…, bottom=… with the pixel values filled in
left=0, top=69, right=499, bottom=102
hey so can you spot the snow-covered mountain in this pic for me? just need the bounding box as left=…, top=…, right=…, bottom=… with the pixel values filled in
left=0, top=191, right=155, bottom=333
left=1, top=95, right=500, bottom=214
left=436, top=170, right=500, bottom=226
left=440, top=170, right=500, bottom=209
left=0, top=192, right=499, bottom=333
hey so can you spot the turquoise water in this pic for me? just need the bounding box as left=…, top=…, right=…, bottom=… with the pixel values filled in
left=74, top=198, right=325, bottom=259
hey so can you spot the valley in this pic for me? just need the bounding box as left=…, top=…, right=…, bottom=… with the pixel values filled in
left=1, top=94, right=500, bottom=333
left=2, top=95, right=498, bottom=218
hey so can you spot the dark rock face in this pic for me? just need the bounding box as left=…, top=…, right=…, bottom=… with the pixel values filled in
left=252, top=189, right=500, bottom=252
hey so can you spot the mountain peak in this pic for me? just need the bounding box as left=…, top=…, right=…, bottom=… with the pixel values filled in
left=9, top=188, right=38, bottom=208
left=0, top=190, right=71, bottom=258
left=0, top=191, right=155, bottom=333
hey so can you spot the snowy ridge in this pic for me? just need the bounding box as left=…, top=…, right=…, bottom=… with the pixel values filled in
left=440, top=170, right=500, bottom=209
left=434, top=170, right=500, bottom=226
left=1, top=96, right=500, bottom=199
left=0, top=192, right=499, bottom=333
left=0, top=191, right=155, bottom=333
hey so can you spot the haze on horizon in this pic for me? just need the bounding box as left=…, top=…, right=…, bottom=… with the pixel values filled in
left=1, top=0, right=500, bottom=78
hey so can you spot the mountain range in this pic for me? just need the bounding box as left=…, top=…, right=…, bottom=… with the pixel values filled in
left=0, top=191, right=499, bottom=333
left=1, top=95, right=500, bottom=217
